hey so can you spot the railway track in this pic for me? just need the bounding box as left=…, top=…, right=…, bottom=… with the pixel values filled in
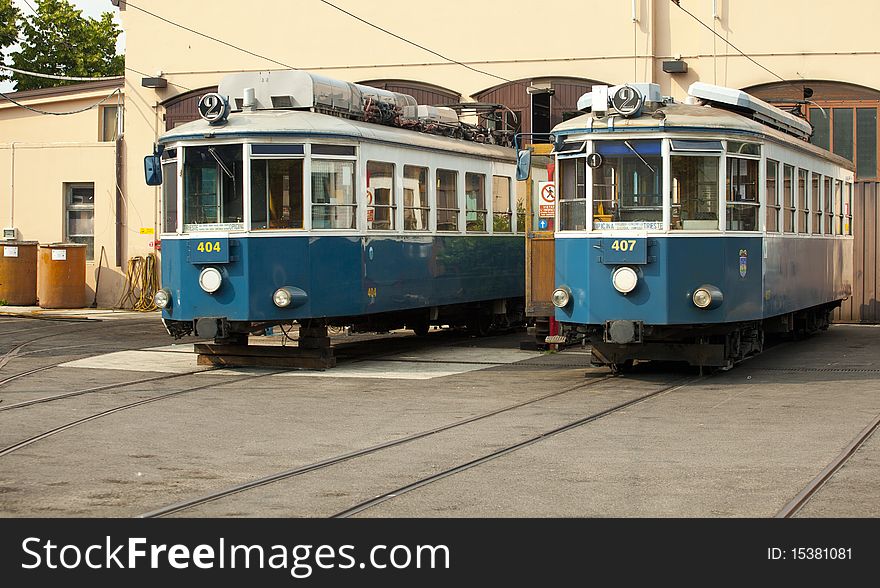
left=0, top=370, right=281, bottom=459
left=138, top=373, right=692, bottom=518
left=775, top=411, right=880, bottom=518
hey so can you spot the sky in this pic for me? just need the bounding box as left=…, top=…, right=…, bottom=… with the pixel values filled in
left=1, top=0, right=125, bottom=92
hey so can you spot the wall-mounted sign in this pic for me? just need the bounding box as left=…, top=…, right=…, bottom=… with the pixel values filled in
left=538, top=181, right=556, bottom=218
left=587, top=153, right=604, bottom=168
left=140, top=227, right=155, bottom=235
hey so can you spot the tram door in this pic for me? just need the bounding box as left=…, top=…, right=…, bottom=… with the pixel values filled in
left=523, top=145, right=556, bottom=344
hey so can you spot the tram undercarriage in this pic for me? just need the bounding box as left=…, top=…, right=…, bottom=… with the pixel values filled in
left=579, top=302, right=840, bottom=372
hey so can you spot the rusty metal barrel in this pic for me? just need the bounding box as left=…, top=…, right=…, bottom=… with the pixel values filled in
left=0, top=241, right=39, bottom=305
left=37, top=243, right=87, bottom=309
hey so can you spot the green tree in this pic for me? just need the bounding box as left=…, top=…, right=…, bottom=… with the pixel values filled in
left=10, top=0, right=124, bottom=91
left=0, top=0, right=20, bottom=78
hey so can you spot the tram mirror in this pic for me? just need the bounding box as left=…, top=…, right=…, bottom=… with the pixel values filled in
left=144, top=155, right=163, bottom=186
left=516, top=149, right=532, bottom=181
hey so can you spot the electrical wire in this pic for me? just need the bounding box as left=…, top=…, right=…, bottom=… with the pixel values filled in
left=670, top=0, right=802, bottom=92
left=0, top=64, right=123, bottom=82
left=316, top=0, right=516, bottom=86
left=122, top=1, right=295, bottom=70
left=116, top=254, right=160, bottom=312
left=0, top=87, right=121, bottom=115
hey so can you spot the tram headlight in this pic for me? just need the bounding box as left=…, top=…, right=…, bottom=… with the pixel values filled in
left=551, top=286, right=572, bottom=308
left=611, top=266, right=639, bottom=294
left=154, top=288, right=172, bottom=309
left=692, top=284, right=723, bottom=309
left=273, top=287, right=293, bottom=308
left=198, top=267, right=223, bottom=294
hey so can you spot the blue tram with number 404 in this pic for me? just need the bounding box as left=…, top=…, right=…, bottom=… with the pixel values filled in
left=144, top=71, right=536, bottom=344
left=518, top=82, right=854, bottom=370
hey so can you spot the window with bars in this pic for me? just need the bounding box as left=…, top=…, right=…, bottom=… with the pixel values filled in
left=65, top=183, right=95, bottom=260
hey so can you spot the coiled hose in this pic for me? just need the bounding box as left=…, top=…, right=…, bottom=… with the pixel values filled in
left=116, top=254, right=160, bottom=311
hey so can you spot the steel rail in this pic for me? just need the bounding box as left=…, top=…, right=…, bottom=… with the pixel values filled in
left=139, top=374, right=618, bottom=518
left=332, top=376, right=700, bottom=518
left=775, top=412, right=880, bottom=518
left=0, top=371, right=281, bottom=458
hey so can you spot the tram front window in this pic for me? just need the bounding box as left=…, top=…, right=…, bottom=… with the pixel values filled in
left=591, top=140, right=662, bottom=230
left=671, top=155, right=720, bottom=230
left=183, top=145, right=244, bottom=231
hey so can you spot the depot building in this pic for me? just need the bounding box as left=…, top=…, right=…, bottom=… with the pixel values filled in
left=0, top=0, right=878, bottom=318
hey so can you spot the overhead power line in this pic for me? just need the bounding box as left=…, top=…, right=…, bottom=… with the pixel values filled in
left=316, top=0, right=517, bottom=87
left=0, top=87, right=122, bottom=115
left=670, top=0, right=800, bottom=91
left=122, top=1, right=295, bottom=70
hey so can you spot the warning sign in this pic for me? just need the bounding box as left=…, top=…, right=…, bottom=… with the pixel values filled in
left=366, top=189, right=375, bottom=222
left=538, top=181, right=556, bottom=218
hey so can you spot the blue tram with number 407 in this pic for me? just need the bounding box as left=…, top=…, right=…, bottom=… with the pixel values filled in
left=145, top=71, right=531, bottom=347
left=518, top=82, right=853, bottom=370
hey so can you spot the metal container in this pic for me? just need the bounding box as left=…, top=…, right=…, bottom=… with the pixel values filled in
left=0, top=241, right=39, bottom=305
left=37, top=243, right=87, bottom=309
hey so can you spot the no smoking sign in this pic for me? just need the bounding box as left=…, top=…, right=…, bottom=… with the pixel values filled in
left=538, top=181, right=555, bottom=218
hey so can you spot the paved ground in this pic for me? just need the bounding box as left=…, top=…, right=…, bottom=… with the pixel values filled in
left=0, top=311, right=877, bottom=518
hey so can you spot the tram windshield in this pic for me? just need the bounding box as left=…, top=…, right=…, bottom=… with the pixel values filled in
left=591, top=140, right=663, bottom=230
left=183, top=144, right=244, bottom=231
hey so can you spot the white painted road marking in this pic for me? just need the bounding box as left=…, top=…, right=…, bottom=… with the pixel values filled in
left=60, top=344, right=542, bottom=380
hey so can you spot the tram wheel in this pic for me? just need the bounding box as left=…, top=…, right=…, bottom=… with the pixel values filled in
left=410, top=321, right=430, bottom=337
left=467, top=314, right=492, bottom=337
left=610, top=359, right=634, bottom=374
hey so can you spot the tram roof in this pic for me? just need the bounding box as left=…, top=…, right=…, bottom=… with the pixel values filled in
left=159, top=109, right=516, bottom=161
left=553, top=102, right=854, bottom=171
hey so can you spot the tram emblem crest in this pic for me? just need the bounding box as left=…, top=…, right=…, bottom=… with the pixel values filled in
left=739, top=249, right=748, bottom=278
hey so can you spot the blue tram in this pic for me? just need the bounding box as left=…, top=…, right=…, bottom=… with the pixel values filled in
left=528, top=82, right=854, bottom=370
left=146, top=71, right=527, bottom=342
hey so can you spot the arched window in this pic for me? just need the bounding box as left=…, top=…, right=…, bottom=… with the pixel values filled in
left=745, top=80, right=880, bottom=180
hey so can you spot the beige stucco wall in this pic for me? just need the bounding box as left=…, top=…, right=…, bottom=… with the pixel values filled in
left=4, top=0, right=879, bottom=307
left=0, top=92, right=125, bottom=307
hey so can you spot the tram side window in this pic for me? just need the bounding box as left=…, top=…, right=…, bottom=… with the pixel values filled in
left=593, top=141, right=663, bottom=230
left=671, top=155, right=719, bottom=230
left=559, top=157, right=586, bottom=230
left=823, top=177, right=833, bottom=235
left=492, top=176, right=512, bottom=232
left=162, top=150, right=178, bottom=233
left=403, top=166, right=429, bottom=231
left=465, top=173, right=487, bottom=232
left=797, top=169, right=808, bottom=234
left=312, top=160, right=356, bottom=229
left=845, top=182, right=853, bottom=235
left=251, top=159, right=304, bottom=230
left=766, top=160, right=779, bottom=233
left=726, top=157, right=759, bottom=231
left=183, top=145, right=244, bottom=231
left=811, top=173, right=821, bottom=234
left=436, top=169, right=459, bottom=231
left=783, top=164, right=795, bottom=233
left=834, top=180, right=843, bottom=235
left=367, top=161, right=395, bottom=230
